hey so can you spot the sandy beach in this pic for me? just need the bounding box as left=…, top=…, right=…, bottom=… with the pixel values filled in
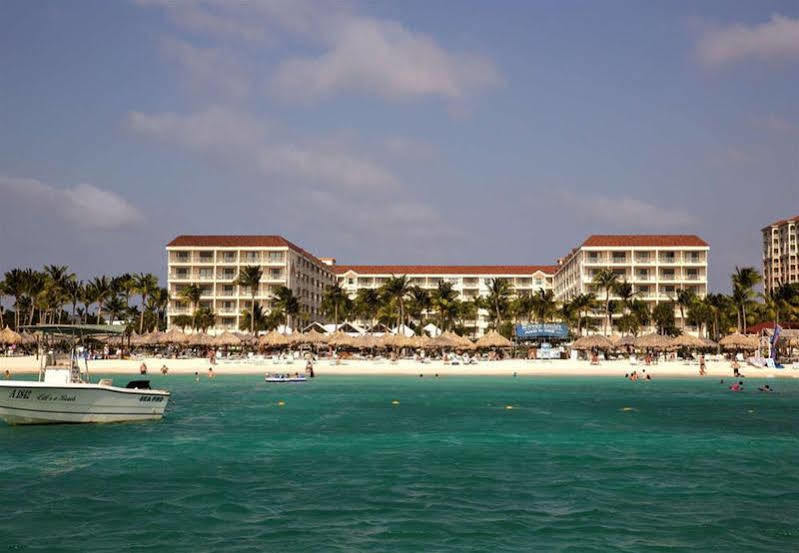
left=1, top=355, right=796, bottom=379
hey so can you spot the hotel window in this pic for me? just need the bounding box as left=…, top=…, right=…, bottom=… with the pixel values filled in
left=636, top=251, right=650, bottom=262
left=198, top=268, right=212, bottom=279
left=223, top=285, right=234, bottom=295
left=664, top=285, right=675, bottom=296
left=612, top=252, right=626, bottom=263
left=244, top=252, right=259, bottom=262
left=222, top=268, right=235, bottom=279
left=638, top=269, right=648, bottom=280
left=175, top=252, right=189, bottom=261
left=268, top=252, right=284, bottom=262
left=661, top=251, right=676, bottom=263
left=662, top=269, right=675, bottom=279
left=221, top=252, right=236, bottom=262
left=199, top=251, right=213, bottom=261
left=688, top=252, right=700, bottom=263
left=686, top=269, right=698, bottom=280
left=175, top=268, right=188, bottom=278
left=587, top=252, right=599, bottom=262
left=534, top=278, right=543, bottom=286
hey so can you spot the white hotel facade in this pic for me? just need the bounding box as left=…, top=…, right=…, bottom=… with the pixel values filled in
left=334, top=265, right=557, bottom=335
left=166, top=234, right=709, bottom=335
left=166, top=236, right=335, bottom=331
left=554, top=235, right=709, bottom=330
left=762, top=215, right=799, bottom=296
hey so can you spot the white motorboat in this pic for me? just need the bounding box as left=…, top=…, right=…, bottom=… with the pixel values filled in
left=0, top=325, right=170, bottom=425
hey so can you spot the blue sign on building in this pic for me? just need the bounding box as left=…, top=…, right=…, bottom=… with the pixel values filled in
left=514, top=323, right=569, bottom=340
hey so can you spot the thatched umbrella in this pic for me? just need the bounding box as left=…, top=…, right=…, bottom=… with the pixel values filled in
left=187, top=333, right=214, bottom=347
left=443, top=331, right=475, bottom=349
left=128, top=333, right=149, bottom=347
left=258, top=330, right=291, bottom=349
left=430, top=333, right=458, bottom=349
left=160, top=329, right=189, bottom=345
left=669, top=333, right=706, bottom=350
left=719, top=332, right=759, bottom=350
left=572, top=335, right=614, bottom=350
left=701, top=337, right=719, bottom=348
left=19, top=332, right=37, bottom=346
left=612, top=335, right=636, bottom=348
left=0, top=327, right=22, bottom=345
left=475, top=330, right=512, bottom=349
left=294, top=329, right=328, bottom=346
left=328, top=331, right=354, bottom=348
left=634, top=333, right=673, bottom=350
left=142, top=330, right=163, bottom=346
left=212, top=331, right=241, bottom=347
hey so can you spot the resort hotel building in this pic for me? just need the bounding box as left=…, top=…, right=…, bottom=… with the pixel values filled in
left=333, top=265, right=558, bottom=336
left=762, top=215, right=799, bottom=296
left=166, top=236, right=336, bottom=332
left=166, top=233, right=709, bottom=335
left=553, top=235, right=709, bottom=331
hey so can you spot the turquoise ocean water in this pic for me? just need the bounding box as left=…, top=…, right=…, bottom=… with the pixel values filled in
left=2, top=375, right=799, bottom=552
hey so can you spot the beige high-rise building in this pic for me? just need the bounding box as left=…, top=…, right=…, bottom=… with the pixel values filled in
left=166, top=235, right=335, bottom=332
left=762, top=216, right=799, bottom=296
left=333, top=264, right=557, bottom=335
left=553, top=235, right=709, bottom=332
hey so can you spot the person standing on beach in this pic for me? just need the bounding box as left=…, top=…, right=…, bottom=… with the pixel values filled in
left=699, top=354, right=706, bottom=376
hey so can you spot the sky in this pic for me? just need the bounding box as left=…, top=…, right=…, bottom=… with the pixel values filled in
left=1, top=0, right=797, bottom=293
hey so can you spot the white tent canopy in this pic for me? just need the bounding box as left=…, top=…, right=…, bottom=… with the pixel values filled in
left=423, top=323, right=442, bottom=337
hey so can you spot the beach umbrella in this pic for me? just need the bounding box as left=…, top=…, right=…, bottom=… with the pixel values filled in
left=0, top=327, right=22, bottom=345
left=633, top=333, right=673, bottom=350
left=128, top=333, right=149, bottom=346
left=719, top=332, right=759, bottom=350
left=258, top=330, right=291, bottom=348
left=328, top=331, right=354, bottom=347
left=212, top=331, right=241, bottom=347
left=475, top=330, right=512, bottom=349
left=160, top=329, right=190, bottom=345
left=572, top=335, right=614, bottom=350
left=143, top=330, right=163, bottom=346
left=612, top=335, right=636, bottom=348
left=350, top=334, right=376, bottom=349
left=19, top=332, right=37, bottom=345
left=700, top=337, right=719, bottom=348
left=669, top=333, right=706, bottom=350
left=443, top=331, right=475, bottom=349
left=187, top=333, right=214, bottom=347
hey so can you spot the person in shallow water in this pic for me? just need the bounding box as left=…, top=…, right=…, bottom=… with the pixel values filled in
left=3, top=369, right=10, bottom=379
left=194, top=371, right=199, bottom=382
left=758, top=384, right=774, bottom=393
left=729, top=381, right=743, bottom=392
left=160, top=364, right=168, bottom=375
left=140, top=362, right=147, bottom=375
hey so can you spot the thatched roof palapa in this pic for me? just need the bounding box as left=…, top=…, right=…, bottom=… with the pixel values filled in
left=633, top=333, right=673, bottom=350
left=669, top=333, right=706, bottom=350
left=258, top=330, right=291, bottom=348
left=160, top=329, right=190, bottom=345
left=719, top=332, right=759, bottom=350
left=212, top=331, right=242, bottom=347
left=0, top=327, right=23, bottom=345
left=328, top=331, right=354, bottom=347
left=612, top=335, right=636, bottom=347
left=572, top=335, right=614, bottom=350
left=475, top=330, right=512, bottom=348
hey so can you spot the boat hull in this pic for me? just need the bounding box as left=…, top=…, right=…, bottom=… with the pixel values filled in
left=0, top=381, right=170, bottom=425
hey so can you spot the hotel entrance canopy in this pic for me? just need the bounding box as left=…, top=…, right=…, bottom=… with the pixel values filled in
left=514, top=323, right=569, bottom=341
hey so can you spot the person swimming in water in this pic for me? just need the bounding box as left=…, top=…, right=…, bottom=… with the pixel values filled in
left=758, top=384, right=774, bottom=393
left=729, top=381, right=743, bottom=392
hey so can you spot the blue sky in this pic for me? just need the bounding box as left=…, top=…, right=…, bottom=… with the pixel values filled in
left=1, top=0, right=797, bottom=292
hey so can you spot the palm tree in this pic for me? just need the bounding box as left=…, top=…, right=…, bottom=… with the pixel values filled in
left=354, top=288, right=381, bottom=329
left=592, top=269, right=619, bottom=336
left=732, top=266, right=761, bottom=333
left=273, top=286, right=299, bottom=330
left=91, top=276, right=112, bottom=324
left=322, top=281, right=348, bottom=330
left=134, top=273, right=159, bottom=334
left=431, top=281, right=458, bottom=331
left=675, top=288, right=696, bottom=331
left=766, top=283, right=799, bottom=325
left=381, top=275, right=412, bottom=331
left=234, top=266, right=263, bottom=334
left=533, top=289, right=557, bottom=323
left=24, top=269, right=47, bottom=325
left=570, top=293, right=597, bottom=336
left=407, top=286, right=431, bottom=329
left=62, top=279, right=83, bottom=323
left=179, top=283, right=202, bottom=330
left=486, top=278, right=511, bottom=329
left=0, top=278, right=6, bottom=328
left=105, top=295, right=127, bottom=325
left=514, top=293, right=536, bottom=324
left=3, top=269, right=26, bottom=329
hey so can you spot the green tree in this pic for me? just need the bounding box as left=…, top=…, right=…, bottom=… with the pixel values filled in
left=675, top=288, right=696, bottom=331
left=406, top=286, right=431, bottom=329
left=431, top=281, right=459, bottom=331
left=592, top=269, right=619, bottom=336
left=172, top=314, right=193, bottom=331
left=91, top=276, right=112, bottom=324
left=532, top=289, right=557, bottom=323
left=486, top=278, right=511, bottom=329
left=652, top=301, right=678, bottom=336
left=381, top=275, right=412, bottom=330
left=3, top=269, right=26, bottom=329
left=321, top=281, right=348, bottom=330
left=354, top=288, right=382, bottom=329
left=731, top=266, right=761, bottom=333
left=134, top=273, right=159, bottom=334
left=179, top=283, right=203, bottom=330
left=234, top=266, right=263, bottom=334
left=273, top=285, right=299, bottom=330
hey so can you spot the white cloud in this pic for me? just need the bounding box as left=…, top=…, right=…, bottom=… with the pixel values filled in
left=559, top=190, right=698, bottom=230
left=697, top=14, right=799, bottom=65
left=161, top=37, right=251, bottom=99
left=272, top=15, right=502, bottom=102
left=0, top=176, right=144, bottom=229
left=125, top=107, right=398, bottom=193
left=137, top=0, right=501, bottom=105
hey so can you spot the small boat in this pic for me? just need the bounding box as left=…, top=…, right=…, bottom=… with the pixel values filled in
left=0, top=325, right=170, bottom=425
left=265, top=373, right=307, bottom=383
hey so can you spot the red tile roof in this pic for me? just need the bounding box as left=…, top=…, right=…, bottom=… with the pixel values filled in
left=582, top=235, right=709, bottom=248
left=333, top=265, right=558, bottom=276
left=762, top=215, right=799, bottom=230
left=166, top=235, right=326, bottom=266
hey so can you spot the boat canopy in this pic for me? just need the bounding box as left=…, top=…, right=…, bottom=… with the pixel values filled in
left=20, top=324, right=124, bottom=337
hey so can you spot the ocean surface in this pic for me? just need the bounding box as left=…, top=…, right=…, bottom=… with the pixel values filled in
left=2, top=375, right=799, bottom=552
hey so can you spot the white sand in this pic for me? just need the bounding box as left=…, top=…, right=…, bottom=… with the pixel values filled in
left=1, top=355, right=796, bottom=379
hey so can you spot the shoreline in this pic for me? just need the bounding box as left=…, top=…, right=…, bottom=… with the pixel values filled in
left=1, top=355, right=796, bottom=379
